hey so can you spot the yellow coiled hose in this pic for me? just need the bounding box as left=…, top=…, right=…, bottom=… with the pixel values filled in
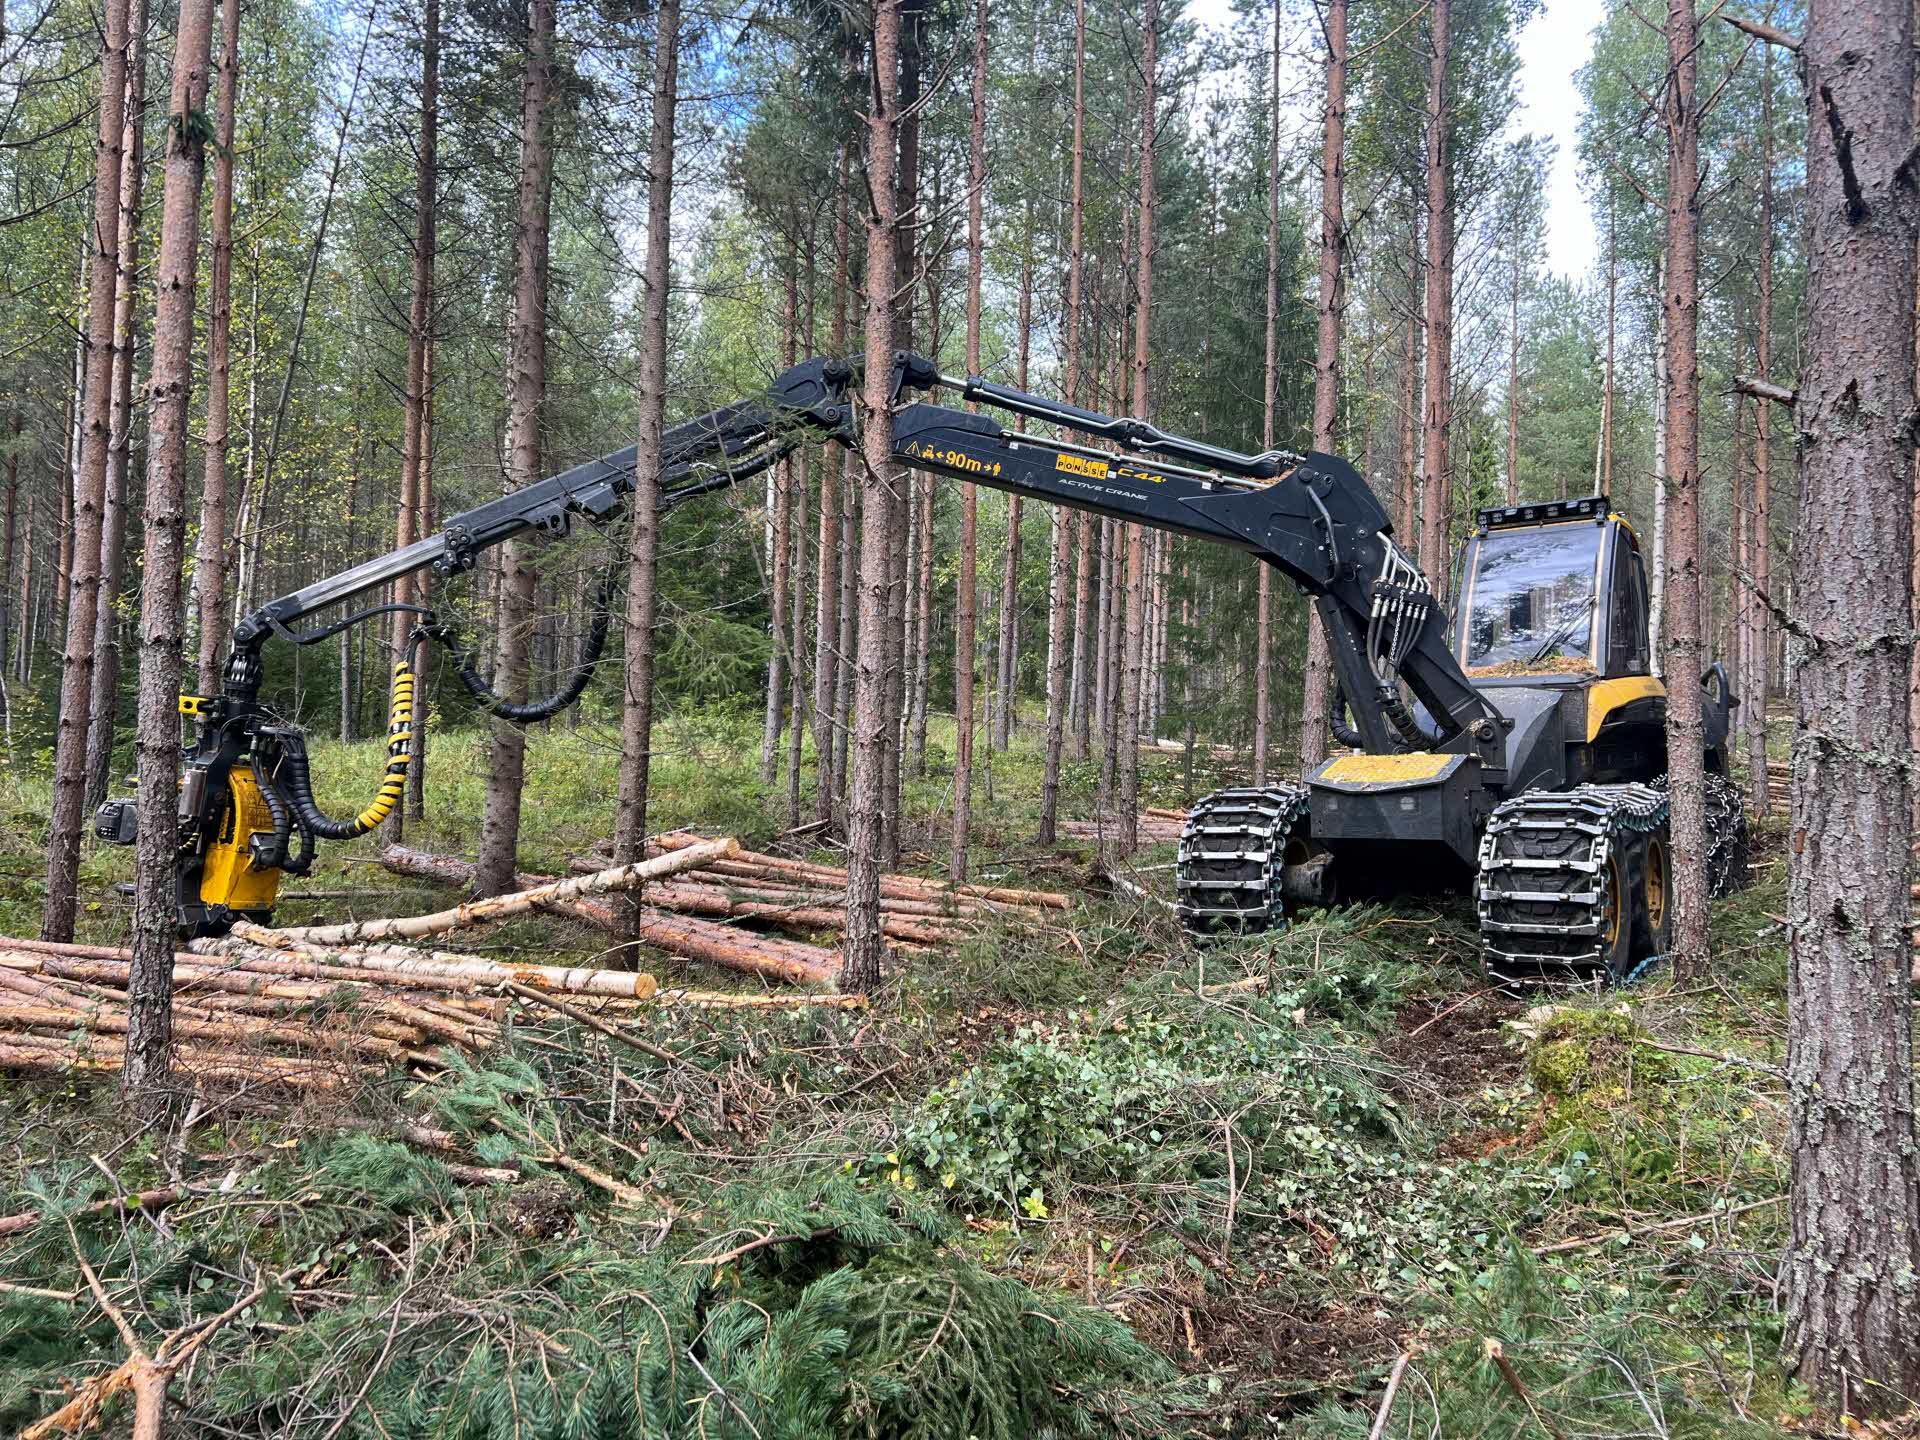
left=283, top=661, right=413, bottom=841
left=349, top=661, right=414, bottom=834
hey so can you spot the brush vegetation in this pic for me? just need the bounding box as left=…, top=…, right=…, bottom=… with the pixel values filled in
left=0, top=714, right=1804, bottom=1435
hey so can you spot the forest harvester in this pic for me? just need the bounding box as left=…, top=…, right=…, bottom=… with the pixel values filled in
left=97, top=350, right=1747, bottom=982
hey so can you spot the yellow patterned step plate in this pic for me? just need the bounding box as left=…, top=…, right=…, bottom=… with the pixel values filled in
left=1312, top=751, right=1461, bottom=790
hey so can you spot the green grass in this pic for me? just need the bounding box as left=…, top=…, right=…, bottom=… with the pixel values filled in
left=0, top=714, right=1811, bottom=1435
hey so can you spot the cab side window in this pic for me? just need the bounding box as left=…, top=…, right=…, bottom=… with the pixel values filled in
left=1608, top=537, right=1650, bottom=675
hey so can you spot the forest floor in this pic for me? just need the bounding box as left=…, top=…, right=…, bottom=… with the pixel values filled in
left=0, top=712, right=1838, bottom=1437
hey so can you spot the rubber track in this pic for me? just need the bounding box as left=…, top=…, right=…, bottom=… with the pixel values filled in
left=1474, top=783, right=1668, bottom=975
left=1175, top=785, right=1309, bottom=933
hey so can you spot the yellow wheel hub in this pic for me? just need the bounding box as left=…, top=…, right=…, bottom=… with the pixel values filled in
left=1645, top=837, right=1669, bottom=932
left=1604, top=852, right=1625, bottom=951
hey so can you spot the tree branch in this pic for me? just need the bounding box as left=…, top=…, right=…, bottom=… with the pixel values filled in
left=1723, top=13, right=1800, bottom=51
left=1734, top=375, right=1797, bottom=406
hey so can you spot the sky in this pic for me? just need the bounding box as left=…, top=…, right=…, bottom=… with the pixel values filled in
left=1187, top=0, right=1608, bottom=282
left=1511, top=0, right=1608, bottom=278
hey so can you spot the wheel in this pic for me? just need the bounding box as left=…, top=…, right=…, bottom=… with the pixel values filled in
left=1598, top=845, right=1633, bottom=980
left=1175, top=785, right=1311, bottom=934
left=1703, top=772, right=1751, bottom=897
left=1475, top=783, right=1669, bottom=984
left=1632, top=830, right=1674, bottom=970
left=1650, top=771, right=1750, bottom=898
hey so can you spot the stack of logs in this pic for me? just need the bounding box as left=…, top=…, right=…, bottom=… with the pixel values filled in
left=382, top=830, right=1070, bottom=969
left=1763, top=760, right=1789, bottom=813
left=0, top=838, right=865, bottom=1088
left=1057, top=807, right=1190, bottom=846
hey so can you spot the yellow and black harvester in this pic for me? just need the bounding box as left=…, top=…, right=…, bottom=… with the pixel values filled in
left=97, top=351, right=1745, bottom=981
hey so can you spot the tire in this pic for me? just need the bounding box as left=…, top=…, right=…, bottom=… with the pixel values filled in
left=1704, top=772, right=1751, bottom=898
left=1598, top=844, right=1634, bottom=981
left=1632, top=830, right=1674, bottom=971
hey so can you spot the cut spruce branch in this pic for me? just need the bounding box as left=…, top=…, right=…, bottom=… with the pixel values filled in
left=268, top=837, right=739, bottom=945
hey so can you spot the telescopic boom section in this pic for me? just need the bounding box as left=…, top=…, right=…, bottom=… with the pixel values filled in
left=225, top=351, right=1505, bottom=760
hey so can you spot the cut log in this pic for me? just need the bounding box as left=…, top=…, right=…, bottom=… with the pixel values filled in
left=650, top=831, right=1072, bottom=909
left=271, top=838, right=739, bottom=945
left=375, top=847, right=840, bottom=986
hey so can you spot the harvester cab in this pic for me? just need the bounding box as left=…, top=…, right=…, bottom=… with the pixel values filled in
left=1180, top=494, right=1746, bottom=981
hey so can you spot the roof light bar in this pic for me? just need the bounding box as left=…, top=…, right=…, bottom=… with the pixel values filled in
left=1476, top=494, right=1610, bottom=531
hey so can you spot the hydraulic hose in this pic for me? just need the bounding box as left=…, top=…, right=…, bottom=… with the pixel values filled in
left=426, top=569, right=619, bottom=724
left=279, top=662, right=414, bottom=840
left=1329, top=684, right=1367, bottom=750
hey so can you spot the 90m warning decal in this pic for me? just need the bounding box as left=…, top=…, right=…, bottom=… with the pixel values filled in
left=901, top=440, right=1003, bottom=478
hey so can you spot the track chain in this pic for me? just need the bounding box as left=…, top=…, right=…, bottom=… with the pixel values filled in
left=1474, top=783, right=1669, bottom=976
left=1175, top=785, right=1311, bottom=934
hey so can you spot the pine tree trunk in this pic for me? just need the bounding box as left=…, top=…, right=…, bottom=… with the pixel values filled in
left=814, top=147, right=849, bottom=826
left=16, top=501, right=32, bottom=685
left=761, top=247, right=798, bottom=786
left=1747, top=43, right=1773, bottom=818
left=1783, top=0, right=1920, bottom=1408
left=1650, top=255, right=1668, bottom=668
left=1397, top=222, right=1419, bottom=546
left=843, top=0, right=902, bottom=994
left=880, top=13, right=921, bottom=870
left=339, top=463, right=358, bottom=742
left=192, top=0, right=239, bottom=700
left=407, top=338, right=435, bottom=821
left=1300, top=0, right=1346, bottom=775
left=42, top=0, right=132, bottom=943
left=1115, top=0, right=1157, bottom=861
left=474, top=0, right=555, bottom=898
left=1042, top=0, right=1087, bottom=832
left=1255, top=0, right=1281, bottom=784
left=835, top=456, right=857, bottom=808
left=1506, top=230, right=1520, bottom=505
left=954, top=0, right=986, bottom=879
left=1601, top=195, right=1616, bottom=495
left=0, top=422, right=16, bottom=688
left=909, top=470, right=934, bottom=773
left=1417, top=0, right=1452, bottom=588
left=385, top=0, right=436, bottom=840
left=85, top=0, right=148, bottom=812
left=612, top=0, right=677, bottom=952
left=124, top=0, right=215, bottom=1120
left=1658, top=0, right=1708, bottom=976
left=787, top=257, right=813, bottom=829
left=992, top=242, right=1031, bottom=752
